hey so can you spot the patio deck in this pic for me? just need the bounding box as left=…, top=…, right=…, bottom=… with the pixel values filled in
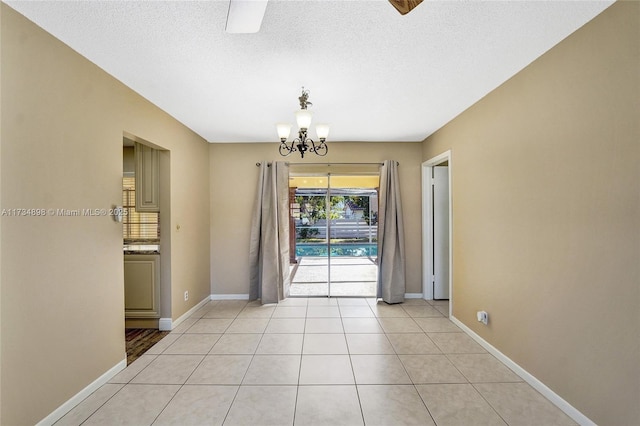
left=289, top=256, right=378, bottom=297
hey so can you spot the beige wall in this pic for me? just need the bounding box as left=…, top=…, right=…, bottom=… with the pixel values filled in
left=423, top=2, right=639, bottom=424
left=210, top=142, right=423, bottom=296
left=0, top=5, right=210, bottom=424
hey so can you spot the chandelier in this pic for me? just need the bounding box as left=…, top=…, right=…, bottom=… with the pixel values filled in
left=277, top=88, right=329, bottom=158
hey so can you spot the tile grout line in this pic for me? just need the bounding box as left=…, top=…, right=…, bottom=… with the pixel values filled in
left=90, top=301, right=220, bottom=425
left=113, top=304, right=219, bottom=425
left=469, top=382, right=512, bottom=426
left=402, top=303, right=510, bottom=426
left=342, top=300, right=367, bottom=426
left=214, top=300, right=266, bottom=426
left=381, top=309, right=439, bottom=426
left=159, top=300, right=244, bottom=426
left=73, top=384, right=125, bottom=426
left=291, top=300, right=309, bottom=426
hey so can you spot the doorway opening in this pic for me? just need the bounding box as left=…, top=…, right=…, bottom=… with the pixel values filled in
left=123, top=134, right=172, bottom=333
left=289, top=173, right=379, bottom=297
left=422, top=151, right=452, bottom=313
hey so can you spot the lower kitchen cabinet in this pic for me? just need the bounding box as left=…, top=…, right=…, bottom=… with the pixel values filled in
left=124, top=254, right=160, bottom=318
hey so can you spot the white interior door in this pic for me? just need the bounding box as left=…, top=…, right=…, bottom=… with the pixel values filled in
left=433, top=166, right=450, bottom=299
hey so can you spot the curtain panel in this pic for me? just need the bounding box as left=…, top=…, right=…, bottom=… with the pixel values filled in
left=377, top=160, right=406, bottom=303
left=248, top=161, right=291, bottom=304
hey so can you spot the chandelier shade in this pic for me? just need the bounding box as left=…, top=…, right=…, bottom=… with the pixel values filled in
left=294, top=110, right=313, bottom=130
left=276, top=123, right=292, bottom=140
left=315, top=123, right=330, bottom=140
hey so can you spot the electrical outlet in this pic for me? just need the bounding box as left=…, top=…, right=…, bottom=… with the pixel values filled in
left=184, top=291, right=189, bottom=301
left=477, top=311, right=489, bottom=325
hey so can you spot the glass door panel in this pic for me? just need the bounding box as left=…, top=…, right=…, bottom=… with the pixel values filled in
left=290, top=176, right=329, bottom=296
left=328, top=187, right=378, bottom=297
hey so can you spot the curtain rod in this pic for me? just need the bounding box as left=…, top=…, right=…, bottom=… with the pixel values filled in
left=288, top=162, right=385, bottom=166
left=256, top=162, right=395, bottom=167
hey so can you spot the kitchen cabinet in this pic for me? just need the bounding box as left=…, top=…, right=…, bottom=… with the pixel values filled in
left=134, top=142, right=160, bottom=212
left=124, top=254, right=160, bottom=318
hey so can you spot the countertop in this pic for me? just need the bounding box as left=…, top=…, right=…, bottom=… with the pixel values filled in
left=124, top=244, right=160, bottom=255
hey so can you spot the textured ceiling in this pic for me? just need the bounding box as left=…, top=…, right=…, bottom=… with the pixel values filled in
left=5, top=0, right=614, bottom=143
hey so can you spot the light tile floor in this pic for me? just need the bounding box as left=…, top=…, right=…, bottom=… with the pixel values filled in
left=56, top=298, right=577, bottom=426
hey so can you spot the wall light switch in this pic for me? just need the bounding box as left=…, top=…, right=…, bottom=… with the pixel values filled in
left=113, top=205, right=124, bottom=223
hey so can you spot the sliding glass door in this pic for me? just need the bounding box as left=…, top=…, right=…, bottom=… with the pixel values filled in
left=289, top=173, right=379, bottom=297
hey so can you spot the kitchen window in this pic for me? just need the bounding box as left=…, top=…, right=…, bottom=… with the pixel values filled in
left=123, top=176, right=160, bottom=243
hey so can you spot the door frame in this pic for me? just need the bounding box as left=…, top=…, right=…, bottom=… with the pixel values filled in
left=289, top=171, right=379, bottom=298
left=422, top=151, right=452, bottom=312
left=123, top=133, right=172, bottom=330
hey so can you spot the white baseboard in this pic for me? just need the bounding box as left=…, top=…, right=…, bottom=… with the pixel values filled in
left=169, top=295, right=212, bottom=330
left=211, top=293, right=250, bottom=300
left=449, top=316, right=595, bottom=426
left=210, top=293, right=423, bottom=300
left=36, top=358, right=127, bottom=426
left=158, top=318, right=172, bottom=331
left=404, top=293, right=423, bottom=299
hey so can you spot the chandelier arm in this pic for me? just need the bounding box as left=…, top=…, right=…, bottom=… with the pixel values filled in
left=310, top=139, right=328, bottom=157
left=279, top=140, right=296, bottom=156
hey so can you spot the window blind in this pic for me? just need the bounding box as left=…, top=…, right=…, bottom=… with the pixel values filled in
left=122, top=176, right=160, bottom=242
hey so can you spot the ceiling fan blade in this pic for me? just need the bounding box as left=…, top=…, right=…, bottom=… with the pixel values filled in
left=388, top=0, right=423, bottom=15
left=225, top=0, right=269, bottom=34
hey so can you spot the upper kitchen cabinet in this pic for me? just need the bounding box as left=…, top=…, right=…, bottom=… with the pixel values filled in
left=134, top=142, right=160, bottom=212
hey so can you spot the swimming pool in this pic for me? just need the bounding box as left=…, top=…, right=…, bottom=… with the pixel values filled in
left=296, top=243, right=377, bottom=257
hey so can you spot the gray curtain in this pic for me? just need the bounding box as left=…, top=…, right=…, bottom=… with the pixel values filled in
left=249, top=161, right=291, bottom=304
left=377, top=160, right=406, bottom=303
